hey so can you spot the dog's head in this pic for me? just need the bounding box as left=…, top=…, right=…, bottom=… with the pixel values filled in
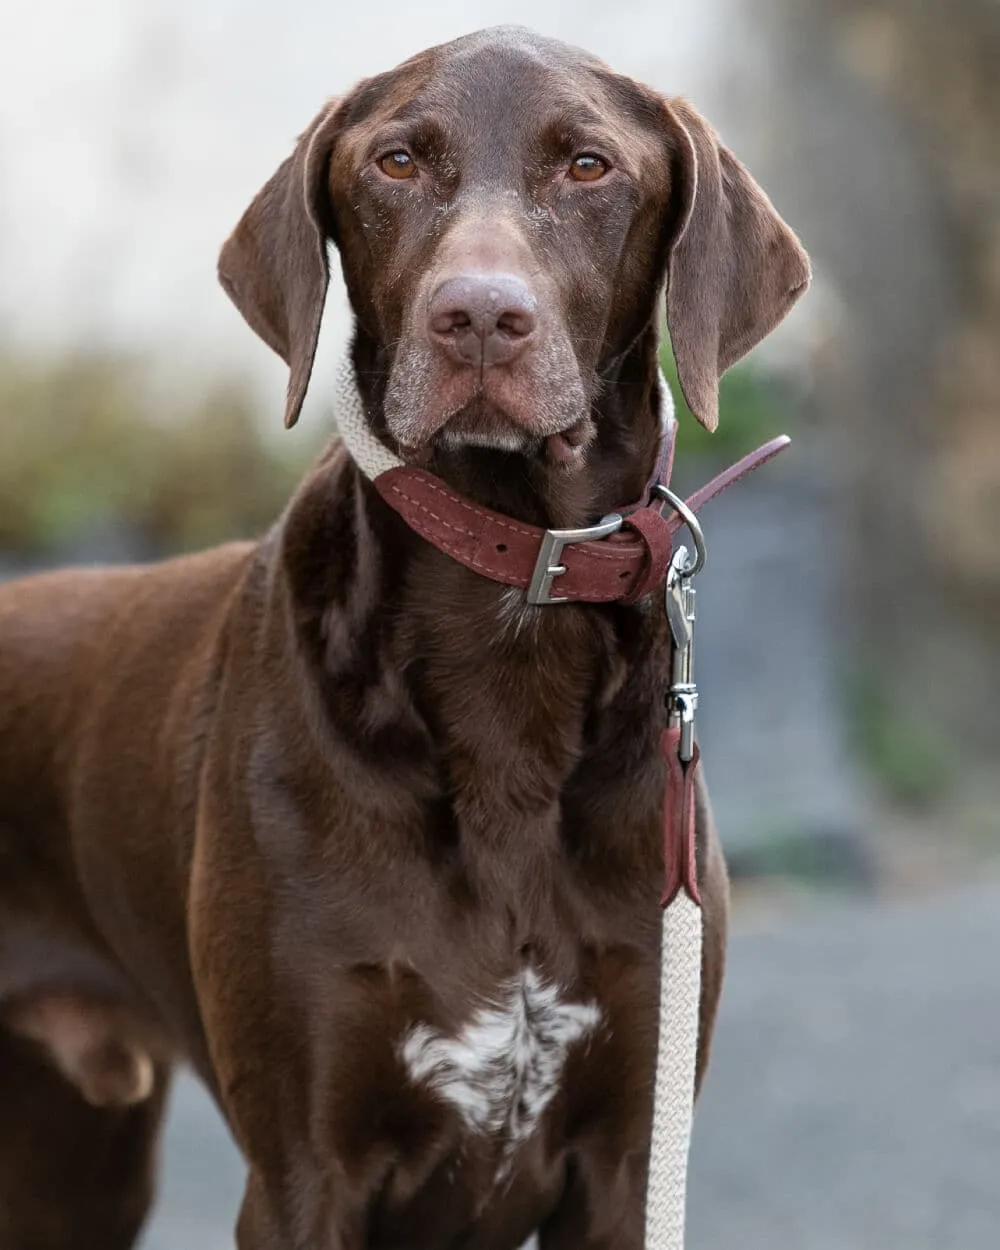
left=219, top=27, right=809, bottom=467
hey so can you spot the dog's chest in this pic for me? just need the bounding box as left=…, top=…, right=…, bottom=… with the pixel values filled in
left=399, top=966, right=601, bottom=1166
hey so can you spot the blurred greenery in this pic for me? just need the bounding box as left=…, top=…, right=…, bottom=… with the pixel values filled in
left=0, top=346, right=314, bottom=558
left=660, top=340, right=800, bottom=460
left=726, top=822, right=876, bottom=890
left=844, top=662, right=955, bottom=809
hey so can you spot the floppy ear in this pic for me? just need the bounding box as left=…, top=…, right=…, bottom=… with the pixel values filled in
left=218, top=101, right=345, bottom=428
left=662, top=99, right=811, bottom=431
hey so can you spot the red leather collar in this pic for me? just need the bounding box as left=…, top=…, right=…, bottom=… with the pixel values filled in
left=372, top=435, right=790, bottom=605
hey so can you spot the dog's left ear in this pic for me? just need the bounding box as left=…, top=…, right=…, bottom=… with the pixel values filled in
left=662, top=99, right=811, bottom=431
left=218, top=99, right=345, bottom=429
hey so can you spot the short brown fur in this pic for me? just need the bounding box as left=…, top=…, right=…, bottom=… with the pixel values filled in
left=0, top=27, right=808, bottom=1249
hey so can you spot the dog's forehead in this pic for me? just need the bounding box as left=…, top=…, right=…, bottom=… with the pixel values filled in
left=341, top=27, right=657, bottom=160
left=405, top=53, right=605, bottom=142
left=409, top=25, right=610, bottom=85
left=432, top=25, right=608, bottom=80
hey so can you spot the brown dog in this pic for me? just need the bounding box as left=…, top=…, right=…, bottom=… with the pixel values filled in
left=0, top=27, right=808, bottom=1250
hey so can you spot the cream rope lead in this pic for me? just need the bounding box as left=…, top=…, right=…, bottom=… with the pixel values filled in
left=332, top=364, right=702, bottom=1250
left=332, top=356, right=405, bottom=478
left=645, top=894, right=702, bottom=1250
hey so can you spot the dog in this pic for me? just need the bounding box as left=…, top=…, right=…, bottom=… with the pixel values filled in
left=0, top=26, right=808, bottom=1250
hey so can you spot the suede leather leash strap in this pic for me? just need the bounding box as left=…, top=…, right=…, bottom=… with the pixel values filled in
left=331, top=359, right=788, bottom=1250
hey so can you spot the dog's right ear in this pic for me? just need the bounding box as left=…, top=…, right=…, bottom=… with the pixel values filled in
left=661, top=99, right=811, bottom=433
left=218, top=101, right=345, bottom=429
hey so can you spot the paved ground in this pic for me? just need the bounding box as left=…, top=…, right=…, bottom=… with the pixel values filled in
left=142, top=878, right=1000, bottom=1249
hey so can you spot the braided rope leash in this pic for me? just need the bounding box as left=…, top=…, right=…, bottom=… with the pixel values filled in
left=646, top=893, right=702, bottom=1250
left=333, top=361, right=711, bottom=1249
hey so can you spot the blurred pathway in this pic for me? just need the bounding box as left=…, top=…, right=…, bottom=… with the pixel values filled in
left=688, top=880, right=1000, bottom=1249
left=144, top=879, right=1000, bottom=1249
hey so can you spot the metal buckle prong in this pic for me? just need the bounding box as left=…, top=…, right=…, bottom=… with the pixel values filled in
left=526, top=513, right=624, bottom=605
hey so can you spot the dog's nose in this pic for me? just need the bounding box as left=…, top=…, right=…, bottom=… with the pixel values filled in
left=427, top=274, right=538, bottom=366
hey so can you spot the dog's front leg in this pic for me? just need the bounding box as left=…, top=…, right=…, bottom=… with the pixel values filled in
left=535, top=1153, right=646, bottom=1250
left=196, top=986, right=375, bottom=1250
left=237, top=1170, right=302, bottom=1250
left=236, top=1167, right=367, bottom=1250
left=191, top=848, right=374, bottom=1250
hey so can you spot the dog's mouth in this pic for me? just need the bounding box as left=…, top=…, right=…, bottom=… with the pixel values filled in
left=398, top=394, right=594, bottom=468
left=385, top=328, right=592, bottom=468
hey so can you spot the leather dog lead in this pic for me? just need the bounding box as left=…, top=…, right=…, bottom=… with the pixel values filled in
left=333, top=357, right=789, bottom=1250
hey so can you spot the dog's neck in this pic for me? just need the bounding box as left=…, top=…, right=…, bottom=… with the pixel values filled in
left=277, top=332, right=673, bottom=868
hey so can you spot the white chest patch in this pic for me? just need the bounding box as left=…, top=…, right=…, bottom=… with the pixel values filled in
left=400, top=968, right=601, bottom=1158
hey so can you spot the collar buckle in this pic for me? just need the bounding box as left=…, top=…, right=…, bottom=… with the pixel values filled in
left=526, top=513, right=624, bottom=605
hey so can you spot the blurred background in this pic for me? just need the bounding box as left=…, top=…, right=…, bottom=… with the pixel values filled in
left=2, top=0, right=998, bottom=1246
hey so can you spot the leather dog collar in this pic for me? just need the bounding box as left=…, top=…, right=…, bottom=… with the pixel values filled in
left=333, top=357, right=790, bottom=605
left=371, top=440, right=788, bottom=604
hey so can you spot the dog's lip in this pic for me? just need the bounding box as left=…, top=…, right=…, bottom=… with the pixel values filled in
left=545, top=418, right=590, bottom=465
left=398, top=412, right=593, bottom=467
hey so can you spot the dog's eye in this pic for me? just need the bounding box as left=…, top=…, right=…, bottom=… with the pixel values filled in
left=570, top=154, right=608, bottom=182
left=379, top=151, right=417, bottom=180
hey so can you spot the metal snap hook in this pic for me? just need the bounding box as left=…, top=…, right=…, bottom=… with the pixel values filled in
left=652, top=485, right=707, bottom=577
